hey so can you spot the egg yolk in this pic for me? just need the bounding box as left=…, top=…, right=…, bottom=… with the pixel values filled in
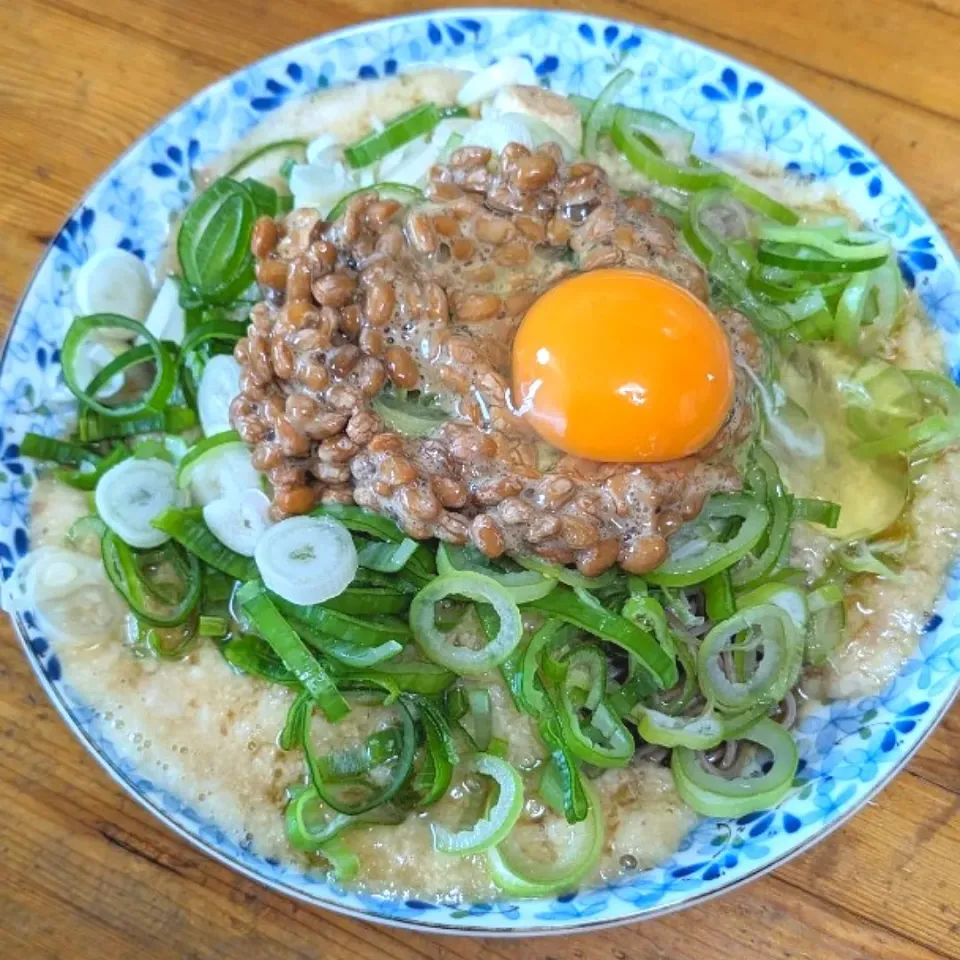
left=511, top=269, right=735, bottom=463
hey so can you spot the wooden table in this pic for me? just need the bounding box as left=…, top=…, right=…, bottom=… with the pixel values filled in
left=1, top=0, right=959, bottom=956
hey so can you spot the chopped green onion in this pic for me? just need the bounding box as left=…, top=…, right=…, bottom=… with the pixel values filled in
left=804, top=582, right=846, bottom=665
left=301, top=691, right=416, bottom=815
left=20, top=432, right=99, bottom=466
left=512, top=554, right=619, bottom=590
left=356, top=537, right=419, bottom=573
left=792, top=497, right=842, bottom=528
left=697, top=603, right=803, bottom=715
left=222, top=633, right=297, bottom=685
left=225, top=139, right=308, bottom=181
left=432, top=753, right=524, bottom=855
left=757, top=241, right=889, bottom=274
left=323, top=587, right=410, bottom=617
left=732, top=450, right=791, bottom=589
left=62, top=314, right=177, bottom=420
left=583, top=69, right=634, bottom=158
left=177, top=178, right=256, bottom=305
left=703, top=570, right=736, bottom=621
left=326, top=182, right=424, bottom=221
left=611, top=108, right=725, bottom=190
left=198, top=615, right=228, bottom=637
left=437, top=544, right=557, bottom=604
left=489, top=779, right=603, bottom=896
left=530, top=587, right=676, bottom=689
left=409, top=697, right=458, bottom=807
left=372, top=389, right=450, bottom=437
left=671, top=717, right=798, bottom=817
left=344, top=103, right=442, bottom=168
left=76, top=406, right=197, bottom=442
left=312, top=503, right=405, bottom=542
left=273, top=595, right=411, bottom=647
left=101, top=531, right=202, bottom=628
left=645, top=493, right=770, bottom=588
left=235, top=581, right=349, bottom=721
left=410, top=572, right=523, bottom=675
left=151, top=507, right=258, bottom=581
left=285, top=785, right=355, bottom=852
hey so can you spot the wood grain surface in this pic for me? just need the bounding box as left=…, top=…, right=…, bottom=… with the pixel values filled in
left=1, top=1, right=959, bottom=957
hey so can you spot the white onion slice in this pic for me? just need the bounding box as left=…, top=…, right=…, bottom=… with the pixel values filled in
left=255, top=515, right=357, bottom=605
left=144, top=276, right=186, bottom=345
left=184, top=443, right=261, bottom=507
left=2, top=547, right=124, bottom=643
left=75, top=247, right=154, bottom=323
left=198, top=354, right=242, bottom=437
left=457, top=57, right=538, bottom=106
left=203, top=488, right=273, bottom=557
left=95, top=457, right=177, bottom=548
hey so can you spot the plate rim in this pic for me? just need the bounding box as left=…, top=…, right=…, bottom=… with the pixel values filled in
left=3, top=5, right=959, bottom=935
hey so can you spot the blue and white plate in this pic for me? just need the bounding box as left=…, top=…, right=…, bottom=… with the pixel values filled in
left=3, top=7, right=959, bottom=935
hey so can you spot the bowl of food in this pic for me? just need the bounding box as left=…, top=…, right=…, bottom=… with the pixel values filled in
left=3, top=8, right=958, bottom=935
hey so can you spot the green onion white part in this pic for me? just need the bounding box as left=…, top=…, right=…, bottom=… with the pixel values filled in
left=178, top=436, right=259, bottom=507
left=143, top=276, right=186, bottom=345
left=74, top=247, right=154, bottom=325
left=203, top=488, right=273, bottom=557
left=94, top=456, right=178, bottom=549
left=197, top=354, right=242, bottom=437
left=72, top=339, right=126, bottom=399
left=254, top=515, right=358, bottom=605
left=456, top=57, right=538, bottom=106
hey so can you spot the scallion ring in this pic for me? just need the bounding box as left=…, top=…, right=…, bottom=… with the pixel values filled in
left=410, top=572, right=523, bottom=675
left=671, top=717, right=799, bottom=817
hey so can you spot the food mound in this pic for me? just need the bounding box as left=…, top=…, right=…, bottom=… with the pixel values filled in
left=6, top=60, right=960, bottom=904
left=233, top=142, right=756, bottom=577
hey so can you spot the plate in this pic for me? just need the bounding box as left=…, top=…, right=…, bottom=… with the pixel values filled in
left=3, top=7, right=959, bottom=936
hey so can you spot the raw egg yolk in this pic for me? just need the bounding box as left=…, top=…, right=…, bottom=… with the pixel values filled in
left=512, top=269, right=735, bottom=463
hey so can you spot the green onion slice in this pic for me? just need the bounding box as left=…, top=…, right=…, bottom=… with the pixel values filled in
left=302, top=691, right=416, bottom=815
left=177, top=178, right=256, bottom=305
left=530, top=587, right=676, bottom=688
left=62, top=314, right=177, bottom=420
left=671, top=717, right=799, bottom=817
left=151, top=507, right=258, bottom=581
left=356, top=537, right=419, bottom=573
left=697, top=603, right=803, bottom=714
left=225, top=139, right=308, bottom=181
left=409, top=697, right=459, bottom=807
left=344, top=103, right=441, bottom=168
left=326, top=182, right=424, bottom=222
left=372, top=389, right=450, bottom=437
left=235, top=581, right=349, bottom=722
left=432, top=753, right=524, bottom=855
left=437, top=544, right=558, bottom=604
left=512, top=553, right=619, bottom=590
left=101, top=531, right=202, bottom=628
left=583, top=69, right=634, bottom=158
left=409, top=572, right=523, bottom=675
left=611, top=108, right=726, bottom=190
left=792, top=497, right=841, bottom=528
left=222, top=633, right=297, bottom=685
left=645, top=494, right=770, bottom=588
left=489, top=779, right=604, bottom=896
